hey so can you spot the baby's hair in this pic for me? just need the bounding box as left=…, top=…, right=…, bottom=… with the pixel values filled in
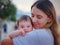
left=17, top=15, right=33, bottom=27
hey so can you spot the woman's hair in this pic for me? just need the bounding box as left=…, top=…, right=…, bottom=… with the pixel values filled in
left=31, top=0, right=59, bottom=45
left=17, top=15, right=33, bottom=27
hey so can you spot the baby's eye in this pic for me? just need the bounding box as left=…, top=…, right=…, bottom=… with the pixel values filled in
left=27, top=26, right=30, bottom=28
left=21, top=26, right=24, bottom=28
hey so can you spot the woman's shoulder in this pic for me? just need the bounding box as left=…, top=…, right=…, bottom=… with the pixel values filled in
left=12, top=29, right=49, bottom=41
left=30, top=29, right=54, bottom=39
left=38, top=29, right=54, bottom=45
left=31, top=29, right=50, bottom=34
left=23, top=29, right=52, bottom=39
left=35, top=29, right=53, bottom=36
left=13, top=29, right=54, bottom=45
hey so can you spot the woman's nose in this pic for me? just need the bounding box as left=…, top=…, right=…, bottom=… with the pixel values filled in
left=32, top=17, right=38, bottom=22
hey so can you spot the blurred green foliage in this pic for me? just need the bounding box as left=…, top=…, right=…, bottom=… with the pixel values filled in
left=0, top=0, right=17, bottom=21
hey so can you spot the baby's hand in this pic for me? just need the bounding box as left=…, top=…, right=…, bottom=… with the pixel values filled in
left=19, top=29, right=30, bottom=36
left=19, top=30, right=26, bottom=36
left=9, top=30, right=25, bottom=39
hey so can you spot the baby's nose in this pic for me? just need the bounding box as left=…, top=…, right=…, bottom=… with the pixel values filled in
left=24, top=28, right=28, bottom=32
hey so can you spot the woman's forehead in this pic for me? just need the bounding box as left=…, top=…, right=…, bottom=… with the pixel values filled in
left=31, top=6, right=47, bottom=17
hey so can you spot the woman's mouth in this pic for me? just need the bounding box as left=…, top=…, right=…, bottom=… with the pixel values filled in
left=33, top=22, right=39, bottom=28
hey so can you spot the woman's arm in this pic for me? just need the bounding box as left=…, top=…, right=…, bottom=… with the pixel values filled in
left=1, top=37, right=13, bottom=45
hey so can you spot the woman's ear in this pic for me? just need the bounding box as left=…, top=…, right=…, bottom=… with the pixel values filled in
left=47, top=16, right=52, bottom=23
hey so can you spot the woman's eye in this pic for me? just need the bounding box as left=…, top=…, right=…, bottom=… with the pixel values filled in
left=37, top=15, right=42, bottom=19
left=37, top=16, right=41, bottom=19
left=38, top=17, right=41, bottom=19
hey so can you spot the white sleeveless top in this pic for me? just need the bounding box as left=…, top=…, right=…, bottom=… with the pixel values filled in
left=13, top=29, right=54, bottom=45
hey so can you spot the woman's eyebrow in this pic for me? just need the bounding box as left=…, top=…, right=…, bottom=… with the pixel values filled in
left=37, top=14, right=43, bottom=17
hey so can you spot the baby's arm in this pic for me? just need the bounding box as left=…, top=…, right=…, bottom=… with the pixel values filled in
left=9, top=30, right=25, bottom=39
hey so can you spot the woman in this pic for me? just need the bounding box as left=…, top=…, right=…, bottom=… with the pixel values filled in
left=31, top=0, right=59, bottom=45
left=1, top=0, right=59, bottom=45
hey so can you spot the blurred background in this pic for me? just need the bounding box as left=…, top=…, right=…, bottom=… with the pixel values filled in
left=0, top=0, right=60, bottom=44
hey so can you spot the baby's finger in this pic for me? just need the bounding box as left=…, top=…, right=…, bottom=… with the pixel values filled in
left=21, top=30, right=25, bottom=36
left=19, top=30, right=25, bottom=36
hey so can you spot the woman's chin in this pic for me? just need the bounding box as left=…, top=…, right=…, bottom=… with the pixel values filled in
left=34, top=26, right=43, bottom=29
left=34, top=26, right=40, bottom=29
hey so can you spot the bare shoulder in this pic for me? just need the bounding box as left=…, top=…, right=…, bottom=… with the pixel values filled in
left=1, top=37, right=13, bottom=45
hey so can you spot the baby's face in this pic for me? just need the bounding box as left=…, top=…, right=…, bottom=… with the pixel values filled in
left=18, top=20, right=33, bottom=33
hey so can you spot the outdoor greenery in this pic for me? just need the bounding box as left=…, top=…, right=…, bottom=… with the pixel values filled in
left=0, top=0, right=17, bottom=21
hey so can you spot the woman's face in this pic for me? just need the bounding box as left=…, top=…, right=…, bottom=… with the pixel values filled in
left=31, top=7, right=51, bottom=29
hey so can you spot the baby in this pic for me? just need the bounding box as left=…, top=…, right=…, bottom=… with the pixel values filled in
left=9, top=15, right=33, bottom=39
